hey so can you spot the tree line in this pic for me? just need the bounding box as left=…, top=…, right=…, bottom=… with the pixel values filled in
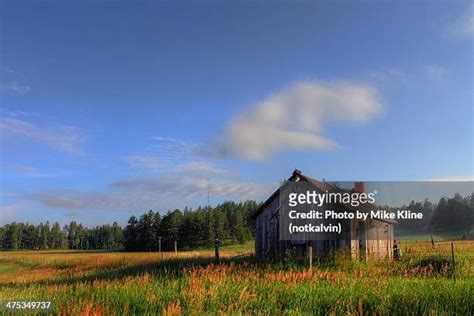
left=3, top=192, right=470, bottom=251
left=395, top=192, right=473, bottom=238
left=0, top=200, right=260, bottom=251
left=124, top=200, right=258, bottom=251
left=0, top=221, right=123, bottom=251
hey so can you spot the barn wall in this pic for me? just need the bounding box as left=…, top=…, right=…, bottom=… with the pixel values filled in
left=256, top=193, right=395, bottom=261
left=255, top=195, right=280, bottom=260
left=365, top=220, right=394, bottom=259
left=351, top=219, right=394, bottom=259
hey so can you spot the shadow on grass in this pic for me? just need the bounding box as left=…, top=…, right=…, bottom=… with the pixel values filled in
left=0, top=250, right=115, bottom=255
left=0, top=254, right=256, bottom=289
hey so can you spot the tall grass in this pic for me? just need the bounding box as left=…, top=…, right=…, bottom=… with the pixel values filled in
left=0, top=241, right=473, bottom=315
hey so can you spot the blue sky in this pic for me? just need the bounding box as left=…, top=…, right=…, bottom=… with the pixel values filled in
left=0, top=1, right=473, bottom=225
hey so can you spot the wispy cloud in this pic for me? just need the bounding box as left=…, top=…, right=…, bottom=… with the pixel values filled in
left=124, top=155, right=168, bottom=172
left=0, top=82, right=32, bottom=94
left=0, top=67, right=31, bottom=94
left=27, top=133, right=269, bottom=211
left=1, top=162, right=40, bottom=174
left=0, top=117, right=85, bottom=154
left=27, top=176, right=270, bottom=212
left=171, top=161, right=229, bottom=176
left=207, top=81, right=382, bottom=160
left=447, top=3, right=474, bottom=39
left=366, top=68, right=408, bottom=84
left=148, top=136, right=197, bottom=155
left=424, top=176, right=474, bottom=182
left=111, top=135, right=256, bottom=211
left=124, top=136, right=228, bottom=177
left=366, top=66, right=451, bottom=85
left=112, top=176, right=268, bottom=202
left=423, top=65, right=451, bottom=81
left=124, top=155, right=228, bottom=176
left=1, top=162, right=56, bottom=178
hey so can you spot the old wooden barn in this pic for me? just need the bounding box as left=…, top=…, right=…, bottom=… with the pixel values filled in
left=252, top=170, right=395, bottom=261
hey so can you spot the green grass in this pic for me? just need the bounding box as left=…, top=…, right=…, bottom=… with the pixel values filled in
left=0, top=262, right=18, bottom=274
left=219, top=240, right=254, bottom=253
left=0, top=240, right=473, bottom=315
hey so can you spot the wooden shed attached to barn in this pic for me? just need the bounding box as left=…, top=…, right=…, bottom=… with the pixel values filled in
left=252, top=169, right=395, bottom=261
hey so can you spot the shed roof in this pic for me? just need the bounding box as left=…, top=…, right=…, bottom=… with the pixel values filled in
left=251, top=169, right=396, bottom=224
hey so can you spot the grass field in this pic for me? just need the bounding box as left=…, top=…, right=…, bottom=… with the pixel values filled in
left=0, top=240, right=473, bottom=315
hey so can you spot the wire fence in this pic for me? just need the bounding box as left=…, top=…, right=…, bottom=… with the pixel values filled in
left=397, top=240, right=474, bottom=259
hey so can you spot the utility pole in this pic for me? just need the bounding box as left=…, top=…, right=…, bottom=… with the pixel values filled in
left=207, top=177, right=210, bottom=209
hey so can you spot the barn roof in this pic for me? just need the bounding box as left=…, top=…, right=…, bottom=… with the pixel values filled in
left=251, top=169, right=396, bottom=224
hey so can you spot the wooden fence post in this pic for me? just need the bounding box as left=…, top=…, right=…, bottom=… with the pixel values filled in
left=308, top=246, right=313, bottom=269
left=451, top=241, right=455, bottom=282
left=158, top=237, right=164, bottom=260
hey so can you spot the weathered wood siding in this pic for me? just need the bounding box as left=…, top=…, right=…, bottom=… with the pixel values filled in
left=256, top=191, right=394, bottom=261
left=255, top=194, right=280, bottom=259
left=351, top=219, right=394, bottom=259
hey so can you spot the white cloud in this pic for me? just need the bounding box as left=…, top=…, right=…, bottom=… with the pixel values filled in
left=124, top=155, right=228, bottom=176
left=211, top=81, right=382, bottom=160
left=447, top=3, right=474, bottom=38
left=28, top=176, right=270, bottom=212
left=172, top=161, right=229, bottom=176
left=116, top=135, right=252, bottom=211
left=124, top=135, right=230, bottom=177
left=423, top=65, right=450, bottom=81
left=0, top=117, right=85, bottom=154
left=151, top=136, right=181, bottom=142
left=124, top=155, right=167, bottom=171
left=149, top=136, right=196, bottom=153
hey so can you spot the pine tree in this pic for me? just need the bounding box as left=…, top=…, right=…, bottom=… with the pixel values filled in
left=138, top=210, right=156, bottom=251
left=124, top=216, right=139, bottom=251
left=160, top=209, right=183, bottom=250
left=51, top=222, right=63, bottom=249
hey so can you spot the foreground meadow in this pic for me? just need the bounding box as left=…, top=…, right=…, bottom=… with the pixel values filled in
left=0, top=241, right=473, bottom=315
